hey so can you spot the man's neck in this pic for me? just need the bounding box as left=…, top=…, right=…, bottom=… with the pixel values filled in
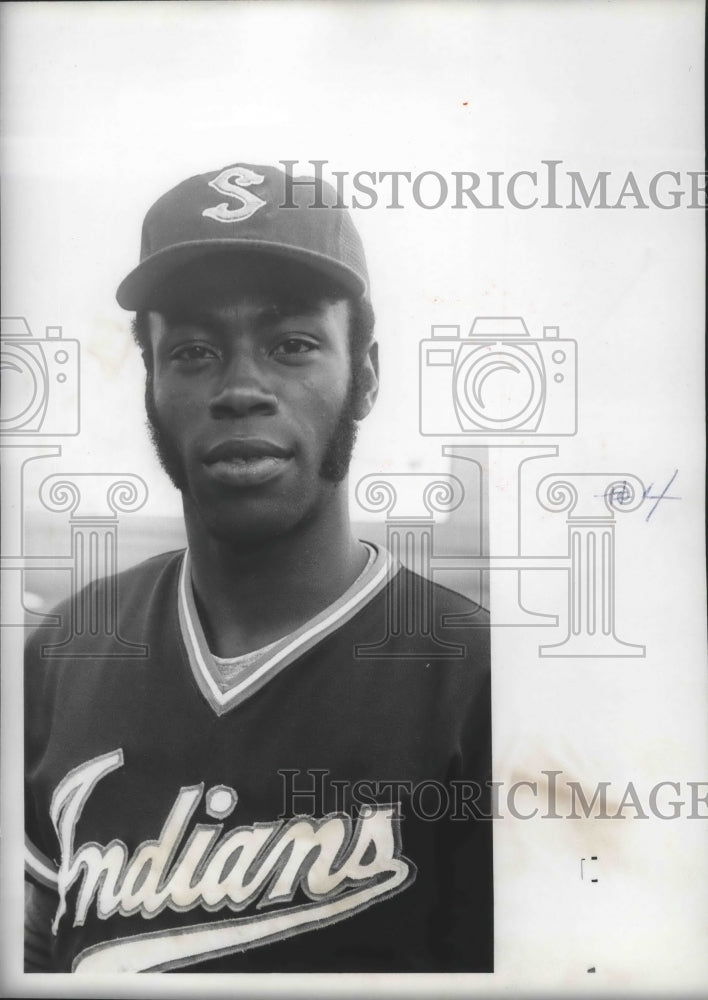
left=183, top=491, right=367, bottom=658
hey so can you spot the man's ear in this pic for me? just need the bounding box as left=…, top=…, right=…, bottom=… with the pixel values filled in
left=353, top=340, right=379, bottom=420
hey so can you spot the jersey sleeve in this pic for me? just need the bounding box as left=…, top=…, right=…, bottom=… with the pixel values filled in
left=25, top=881, right=56, bottom=971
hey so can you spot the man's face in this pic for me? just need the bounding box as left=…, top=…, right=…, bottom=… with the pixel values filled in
left=144, top=256, right=377, bottom=545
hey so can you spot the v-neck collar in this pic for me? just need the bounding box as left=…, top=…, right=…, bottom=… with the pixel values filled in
left=177, top=543, right=397, bottom=716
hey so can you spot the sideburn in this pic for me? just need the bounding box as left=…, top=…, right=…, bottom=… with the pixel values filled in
left=144, top=369, right=189, bottom=492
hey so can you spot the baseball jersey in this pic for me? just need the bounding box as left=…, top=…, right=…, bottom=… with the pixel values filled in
left=25, top=543, right=492, bottom=973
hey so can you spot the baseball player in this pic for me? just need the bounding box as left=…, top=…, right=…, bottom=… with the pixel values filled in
left=24, top=162, right=492, bottom=973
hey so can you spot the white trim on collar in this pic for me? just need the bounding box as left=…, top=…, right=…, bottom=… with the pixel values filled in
left=177, top=543, right=398, bottom=716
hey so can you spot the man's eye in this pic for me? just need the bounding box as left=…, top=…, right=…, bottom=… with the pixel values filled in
left=171, top=344, right=218, bottom=362
left=273, top=338, right=317, bottom=357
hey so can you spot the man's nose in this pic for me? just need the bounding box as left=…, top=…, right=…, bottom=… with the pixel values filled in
left=209, top=353, right=278, bottom=419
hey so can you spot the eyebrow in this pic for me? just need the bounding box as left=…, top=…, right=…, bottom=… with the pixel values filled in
left=162, top=299, right=325, bottom=332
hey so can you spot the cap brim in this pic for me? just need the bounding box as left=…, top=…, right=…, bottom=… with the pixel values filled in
left=116, top=240, right=367, bottom=310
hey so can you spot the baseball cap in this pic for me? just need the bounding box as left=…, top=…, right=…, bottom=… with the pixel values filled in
left=116, top=162, right=369, bottom=310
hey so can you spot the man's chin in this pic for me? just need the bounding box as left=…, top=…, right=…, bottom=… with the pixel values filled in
left=181, top=488, right=335, bottom=551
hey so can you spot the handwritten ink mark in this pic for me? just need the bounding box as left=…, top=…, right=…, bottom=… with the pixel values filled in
left=596, top=471, right=681, bottom=521
left=602, top=481, right=633, bottom=505
left=643, top=469, right=680, bottom=522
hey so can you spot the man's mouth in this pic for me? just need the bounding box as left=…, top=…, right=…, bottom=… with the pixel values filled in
left=202, top=439, right=292, bottom=488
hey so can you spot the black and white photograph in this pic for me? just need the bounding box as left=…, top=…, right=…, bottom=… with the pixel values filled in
left=1, top=1, right=705, bottom=996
